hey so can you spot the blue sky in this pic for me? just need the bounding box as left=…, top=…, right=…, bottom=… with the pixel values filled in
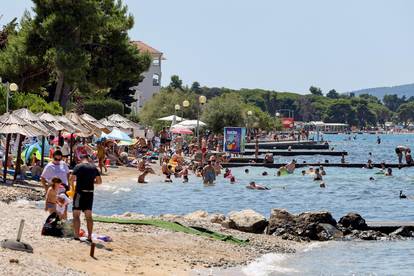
left=1, top=0, right=413, bottom=93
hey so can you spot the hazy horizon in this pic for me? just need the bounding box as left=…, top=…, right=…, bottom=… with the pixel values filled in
left=1, top=0, right=413, bottom=94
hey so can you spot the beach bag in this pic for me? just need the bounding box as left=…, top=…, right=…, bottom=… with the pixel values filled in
left=41, top=212, right=63, bottom=237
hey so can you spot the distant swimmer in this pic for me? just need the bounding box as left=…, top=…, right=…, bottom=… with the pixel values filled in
left=406, top=149, right=413, bottom=165
left=314, top=168, right=323, bottom=181
left=319, top=166, right=326, bottom=176
left=385, top=168, right=393, bottom=176
left=399, top=190, right=407, bottom=199
left=377, top=136, right=381, bottom=144
left=286, top=159, right=297, bottom=174
left=230, top=176, right=236, bottom=184
left=262, top=171, right=268, bottom=176
left=320, top=182, right=326, bottom=188
left=369, top=177, right=375, bottom=181
left=246, top=181, right=270, bottom=190
left=365, top=159, right=374, bottom=169
left=395, top=146, right=407, bottom=164
left=244, top=169, right=249, bottom=174
left=301, top=170, right=306, bottom=176
left=341, top=153, right=346, bottom=164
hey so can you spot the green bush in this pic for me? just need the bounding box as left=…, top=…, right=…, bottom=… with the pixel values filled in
left=84, top=98, right=124, bottom=119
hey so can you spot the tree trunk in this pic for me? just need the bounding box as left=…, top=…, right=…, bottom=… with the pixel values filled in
left=59, top=83, right=71, bottom=112
left=54, top=70, right=64, bottom=102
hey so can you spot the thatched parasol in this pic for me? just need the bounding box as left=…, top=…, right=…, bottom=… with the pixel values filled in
left=66, top=113, right=101, bottom=137
left=80, top=114, right=110, bottom=134
left=38, top=113, right=66, bottom=132
left=0, top=113, right=47, bottom=182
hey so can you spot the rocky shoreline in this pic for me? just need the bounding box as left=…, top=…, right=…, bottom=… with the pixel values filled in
left=0, top=183, right=44, bottom=203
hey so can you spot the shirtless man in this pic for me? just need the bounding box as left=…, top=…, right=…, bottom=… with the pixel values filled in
left=138, top=168, right=150, bottom=183
left=202, top=161, right=216, bottom=185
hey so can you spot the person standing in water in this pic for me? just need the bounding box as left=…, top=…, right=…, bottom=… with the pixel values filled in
left=377, top=136, right=381, bottom=144
left=202, top=161, right=216, bottom=185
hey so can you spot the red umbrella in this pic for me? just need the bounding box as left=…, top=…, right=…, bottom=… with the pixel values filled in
left=171, top=127, right=193, bottom=135
left=52, top=133, right=77, bottom=144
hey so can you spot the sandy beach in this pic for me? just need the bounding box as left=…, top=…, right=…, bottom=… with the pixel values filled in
left=0, top=166, right=300, bottom=276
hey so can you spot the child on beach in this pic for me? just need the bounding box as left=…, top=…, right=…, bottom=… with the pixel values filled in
left=44, top=177, right=62, bottom=214
left=138, top=168, right=151, bottom=183
left=56, top=193, right=70, bottom=220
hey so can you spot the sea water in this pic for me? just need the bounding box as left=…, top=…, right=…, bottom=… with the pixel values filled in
left=92, top=134, right=414, bottom=275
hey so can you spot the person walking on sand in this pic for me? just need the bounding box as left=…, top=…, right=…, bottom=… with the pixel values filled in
left=96, top=141, right=107, bottom=174
left=41, top=150, right=70, bottom=192
left=69, top=154, right=102, bottom=242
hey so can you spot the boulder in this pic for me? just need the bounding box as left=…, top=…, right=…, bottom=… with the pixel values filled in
left=184, top=210, right=209, bottom=221
left=353, top=230, right=384, bottom=240
left=296, top=211, right=337, bottom=227
left=316, top=223, right=343, bottom=241
left=228, top=209, right=268, bottom=233
left=209, top=213, right=226, bottom=224
left=221, top=218, right=236, bottom=229
left=338, top=213, right=367, bottom=230
left=389, top=226, right=414, bottom=238
left=267, top=209, right=295, bottom=235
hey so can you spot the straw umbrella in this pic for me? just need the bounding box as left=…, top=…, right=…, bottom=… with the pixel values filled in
left=0, top=113, right=47, bottom=182
left=80, top=113, right=110, bottom=134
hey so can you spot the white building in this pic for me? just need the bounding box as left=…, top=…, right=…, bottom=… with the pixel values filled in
left=130, top=41, right=165, bottom=113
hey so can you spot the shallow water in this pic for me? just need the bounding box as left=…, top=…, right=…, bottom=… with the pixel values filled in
left=92, top=134, right=414, bottom=275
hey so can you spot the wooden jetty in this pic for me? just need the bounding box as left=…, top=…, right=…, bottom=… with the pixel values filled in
left=241, top=150, right=347, bottom=156
left=367, top=221, right=414, bottom=234
left=222, top=163, right=413, bottom=168
left=245, top=141, right=329, bottom=150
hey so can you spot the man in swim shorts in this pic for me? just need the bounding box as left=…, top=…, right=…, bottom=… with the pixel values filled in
left=70, top=155, right=102, bottom=241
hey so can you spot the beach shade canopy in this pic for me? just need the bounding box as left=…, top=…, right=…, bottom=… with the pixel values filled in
left=13, top=108, right=51, bottom=134
left=171, top=126, right=193, bottom=135
left=101, top=127, right=132, bottom=142
left=80, top=113, right=110, bottom=133
left=157, top=115, right=186, bottom=122
left=107, top=114, right=130, bottom=122
left=173, top=119, right=207, bottom=129
left=0, top=113, right=47, bottom=137
left=107, top=114, right=139, bottom=129
left=38, top=113, right=66, bottom=132
left=98, top=118, right=117, bottom=128
left=56, top=115, right=85, bottom=134
left=66, top=113, right=101, bottom=137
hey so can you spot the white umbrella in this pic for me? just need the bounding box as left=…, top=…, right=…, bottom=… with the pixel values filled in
left=101, top=127, right=132, bottom=142
left=173, top=120, right=207, bottom=129
left=157, top=115, right=186, bottom=122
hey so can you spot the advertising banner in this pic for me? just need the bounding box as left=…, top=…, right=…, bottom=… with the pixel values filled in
left=224, top=127, right=246, bottom=153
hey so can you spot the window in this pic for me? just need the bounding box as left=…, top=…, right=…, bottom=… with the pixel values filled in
left=152, top=74, right=160, bottom=86
left=152, top=57, right=160, bottom=66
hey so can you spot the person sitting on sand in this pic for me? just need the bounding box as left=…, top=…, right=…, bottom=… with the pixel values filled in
left=246, top=181, right=270, bottom=190
left=286, top=160, right=296, bottom=174
left=385, top=167, right=393, bottom=176
left=314, top=168, right=323, bottom=181
left=45, top=177, right=61, bottom=214
left=138, top=168, right=151, bottom=183
left=202, top=161, right=216, bottom=185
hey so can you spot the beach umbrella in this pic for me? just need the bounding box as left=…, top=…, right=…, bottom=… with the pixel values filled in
left=107, top=114, right=130, bottom=122
left=107, top=114, right=139, bottom=129
left=157, top=115, right=186, bottom=122
left=80, top=113, right=110, bottom=134
left=98, top=118, right=117, bottom=128
left=171, top=127, right=193, bottom=135
left=173, top=119, right=207, bottom=129
left=101, top=127, right=132, bottom=142
left=38, top=113, right=66, bottom=132
left=66, top=113, right=101, bottom=137
left=0, top=113, right=47, bottom=182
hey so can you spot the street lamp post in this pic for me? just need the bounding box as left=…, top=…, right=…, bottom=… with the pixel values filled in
left=182, top=100, right=189, bottom=118
left=5, top=82, right=18, bottom=113
left=196, top=95, right=206, bottom=148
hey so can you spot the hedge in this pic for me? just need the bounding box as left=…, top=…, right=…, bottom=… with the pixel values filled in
left=83, top=98, right=124, bottom=119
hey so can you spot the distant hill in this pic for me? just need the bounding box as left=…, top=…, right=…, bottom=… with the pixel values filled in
left=349, top=83, right=414, bottom=99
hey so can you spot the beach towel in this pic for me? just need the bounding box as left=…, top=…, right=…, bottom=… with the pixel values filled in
left=93, top=217, right=248, bottom=245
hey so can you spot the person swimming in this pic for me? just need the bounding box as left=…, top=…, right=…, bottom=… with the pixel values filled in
left=301, top=170, right=306, bottom=176
left=246, top=181, right=270, bottom=190
left=314, top=168, right=323, bottom=181
left=224, top=168, right=232, bottom=178
left=369, top=177, right=375, bottom=181
left=286, top=160, right=296, bottom=174
left=320, top=182, right=326, bottom=188
left=319, top=166, right=326, bottom=176
left=230, top=176, right=236, bottom=183
left=385, top=167, right=393, bottom=176
left=244, top=169, right=249, bottom=174
left=262, top=171, right=268, bottom=176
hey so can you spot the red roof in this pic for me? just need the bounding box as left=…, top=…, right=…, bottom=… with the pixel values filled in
left=131, top=41, right=163, bottom=56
